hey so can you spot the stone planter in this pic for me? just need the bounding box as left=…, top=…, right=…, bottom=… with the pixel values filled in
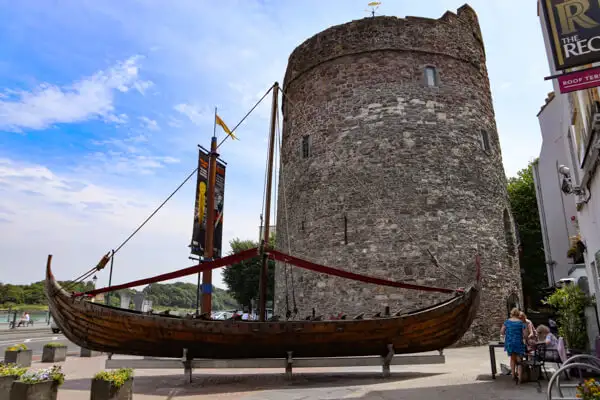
left=80, top=348, right=102, bottom=358
left=41, top=346, right=67, bottom=363
left=9, top=380, right=58, bottom=400
left=0, top=376, right=19, bottom=400
left=4, top=350, right=32, bottom=367
left=90, top=378, right=133, bottom=400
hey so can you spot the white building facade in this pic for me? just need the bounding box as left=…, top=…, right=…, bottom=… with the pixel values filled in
left=533, top=92, right=579, bottom=286
left=537, top=1, right=600, bottom=306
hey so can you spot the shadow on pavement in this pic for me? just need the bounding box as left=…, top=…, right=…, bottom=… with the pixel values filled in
left=328, top=380, right=547, bottom=400
left=60, top=371, right=442, bottom=397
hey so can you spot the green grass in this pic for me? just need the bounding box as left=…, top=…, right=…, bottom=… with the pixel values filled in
left=43, top=342, right=66, bottom=348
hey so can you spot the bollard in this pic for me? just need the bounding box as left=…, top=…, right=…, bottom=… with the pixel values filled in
left=10, top=311, right=17, bottom=329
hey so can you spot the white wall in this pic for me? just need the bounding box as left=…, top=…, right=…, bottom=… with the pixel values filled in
left=535, top=95, right=579, bottom=285
left=576, top=173, right=600, bottom=294
left=537, top=0, right=600, bottom=347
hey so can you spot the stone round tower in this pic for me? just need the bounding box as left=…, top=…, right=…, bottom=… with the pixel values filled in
left=274, top=5, right=522, bottom=345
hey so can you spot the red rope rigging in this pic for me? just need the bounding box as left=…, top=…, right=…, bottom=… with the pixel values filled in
left=267, top=250, right=461, bottom=294
left=75, top=248, right=474, bottom=298
left=74, top=248, right=260, bottom=297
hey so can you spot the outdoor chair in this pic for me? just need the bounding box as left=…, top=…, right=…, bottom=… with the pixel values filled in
left=538, top=341, right=569, bottom=381
left=517, top=343, right=545, bottom=389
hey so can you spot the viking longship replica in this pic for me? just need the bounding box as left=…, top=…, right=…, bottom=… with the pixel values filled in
left=45, top=82, right=481, bottom=360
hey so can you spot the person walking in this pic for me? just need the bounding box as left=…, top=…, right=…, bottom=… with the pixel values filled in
left=501, top=308, right=527, bottom=381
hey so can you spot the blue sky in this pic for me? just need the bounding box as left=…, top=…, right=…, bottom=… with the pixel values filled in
left=0, top=0, right=552, bottom=291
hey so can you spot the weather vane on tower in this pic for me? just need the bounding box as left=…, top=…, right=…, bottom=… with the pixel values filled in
left=366, top=2, right=382, bottom=17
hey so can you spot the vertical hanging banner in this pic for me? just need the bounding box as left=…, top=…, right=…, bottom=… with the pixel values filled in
left=541, top=0, right=600, bottom=71
left=190, top=149, right=226, bottom=257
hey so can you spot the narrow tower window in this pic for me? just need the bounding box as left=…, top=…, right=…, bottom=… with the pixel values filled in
left=481, top=130, right=491, bottom=152
left=503, top=209, right=515, bottom=267
left=424, top=66, right=438, bottom=87
left=302, top=135, right=311, bottom=158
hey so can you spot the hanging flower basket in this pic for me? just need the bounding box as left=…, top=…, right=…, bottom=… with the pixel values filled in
left=0, top=364, right=28, bottom=400
left=9, top=365, right=64, bottom=400
left=41, top=342, right=68, bottom=363
left=90, top=368, right=134, bottom=400
left=4, top=344, right=32, bottom=367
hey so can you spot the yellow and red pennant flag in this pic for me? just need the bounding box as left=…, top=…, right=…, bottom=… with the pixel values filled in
left=215, top=114, right=237, bottom=140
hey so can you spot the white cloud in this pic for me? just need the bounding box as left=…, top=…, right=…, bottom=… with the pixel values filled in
left=174, top=103, right=212, bottom=125
left=105, top=113, right=129, bottom=124
left=0, top=158, right=259, bottom=288
left=0, top=56, right=152, bottom=131
left=88, top=133, right=179, bottom=176
left=133, top=80, right=154, bottom=95
left=168, top=118, right=184, bottom=128
left=84, top=151, right=180, bottom=176
left=139, top=116, right=160, bottom=131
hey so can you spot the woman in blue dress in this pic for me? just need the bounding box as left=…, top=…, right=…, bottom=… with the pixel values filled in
left=500, top=307, right=526, bottom=380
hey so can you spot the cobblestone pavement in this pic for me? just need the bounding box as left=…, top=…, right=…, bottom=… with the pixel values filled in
left=48, top=346, right=555, bottom=399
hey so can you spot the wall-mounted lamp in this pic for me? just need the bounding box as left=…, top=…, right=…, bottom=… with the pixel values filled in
left=559, top=165, right=586, bottom=196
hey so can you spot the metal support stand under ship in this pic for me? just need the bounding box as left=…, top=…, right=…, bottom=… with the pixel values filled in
left=45, top=82, right=481, bottom=362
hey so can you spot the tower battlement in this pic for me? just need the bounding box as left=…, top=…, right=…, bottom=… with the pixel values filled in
left=284, top=4, right=485, bottom=94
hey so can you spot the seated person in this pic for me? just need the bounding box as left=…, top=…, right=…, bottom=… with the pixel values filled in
left=536, top=324, right=560, bottom=361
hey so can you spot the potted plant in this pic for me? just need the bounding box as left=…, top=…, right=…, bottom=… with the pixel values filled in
left=0, top=364, right=28, bottom=400
left=10, top=365, right=64, bottom=400
left=42, top=342, right=68, bottom=363
left=4, top=344, right=32, bottom=367
left=577, top=378, right=600, bottom=399
left=90, top=368, right=134, bottom=400
left=543, top=283, right=592, bottom=353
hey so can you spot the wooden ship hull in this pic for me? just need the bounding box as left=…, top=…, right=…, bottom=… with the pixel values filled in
left=45, top=260, right=480, bottom=359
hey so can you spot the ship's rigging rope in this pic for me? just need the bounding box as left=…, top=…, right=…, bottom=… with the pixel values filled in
left=217, top=85, right=275, bottom=150
left=278, top=89, right=464, bottom=286
left=274, top=101, right=298, bottom=318
left=65, top=84, right=276, bottom=285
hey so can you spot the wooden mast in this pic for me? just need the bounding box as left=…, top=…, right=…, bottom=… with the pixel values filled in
left=258, top=82, right=279, bottom=322
left=201, top=135, right=218, bottom=315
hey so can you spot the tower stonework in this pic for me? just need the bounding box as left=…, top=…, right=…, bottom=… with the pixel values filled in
left=274, top=5, right=522, bottom=345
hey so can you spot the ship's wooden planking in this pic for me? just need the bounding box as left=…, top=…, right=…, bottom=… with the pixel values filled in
left=45, top=257, right=480, bottom=360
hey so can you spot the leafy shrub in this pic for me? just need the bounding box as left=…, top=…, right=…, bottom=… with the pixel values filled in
left=6, top=343, right=28, bottom=352
left=0, top=364, right=28, bottom=378
left=544, top=284, right=592, bottom=350
left=43, top=342, right=66, bottom=349
left=18, top=365, right=64, bottom=386
left=93, top=368, right=134, bottom=388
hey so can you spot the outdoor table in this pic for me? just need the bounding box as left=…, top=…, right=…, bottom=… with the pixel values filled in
left=489, top=341, right=504, bottom=379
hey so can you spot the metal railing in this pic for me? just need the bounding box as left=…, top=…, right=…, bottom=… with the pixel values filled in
left=547, top=354, right=600, bottom=399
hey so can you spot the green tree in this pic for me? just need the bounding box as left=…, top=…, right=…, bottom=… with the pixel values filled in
left=0, top=278, right=238, bottom=311
left=507, top=160, right=547, bottom=309
left=222, top=236, right=275, bottom=313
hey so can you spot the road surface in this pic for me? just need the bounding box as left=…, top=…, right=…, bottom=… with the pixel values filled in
left=0, top=327, right=79, bottom=360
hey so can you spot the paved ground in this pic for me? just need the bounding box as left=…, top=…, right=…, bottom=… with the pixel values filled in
left=0, top=328, right=79, bottom=360
left=12, top=346, right=565, bottom=399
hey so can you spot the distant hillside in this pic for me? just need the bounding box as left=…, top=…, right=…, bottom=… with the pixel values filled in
left=142, top=282, right=238, bottom=311
left=0, top=280, right=238, bottom=311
